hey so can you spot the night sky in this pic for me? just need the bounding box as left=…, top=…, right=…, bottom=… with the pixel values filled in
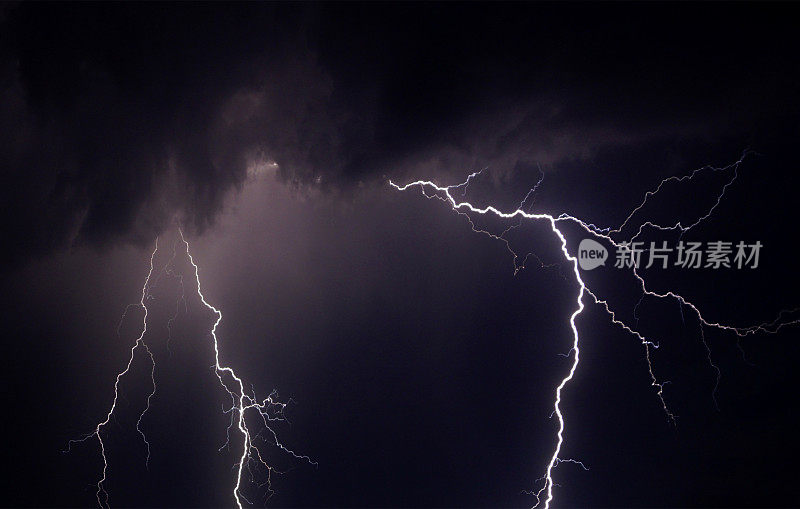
left=2, top=2, right=800, bottom=508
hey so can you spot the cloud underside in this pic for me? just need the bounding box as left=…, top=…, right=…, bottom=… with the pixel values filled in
left=1, top=3, right=796, bottom=265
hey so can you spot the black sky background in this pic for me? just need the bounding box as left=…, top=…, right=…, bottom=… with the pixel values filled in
left=2, top=2, right=800, bottom=508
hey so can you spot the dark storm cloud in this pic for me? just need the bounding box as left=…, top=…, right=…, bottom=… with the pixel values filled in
left=2, top=3, right=798, bottom=266
left=0, top=3, right=309, bottom=264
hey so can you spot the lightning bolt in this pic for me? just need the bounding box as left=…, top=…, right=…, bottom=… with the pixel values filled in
left=66, top=240, right=159, bottom=508
left=67, top=231, right=313, bottom=508
left=178, top=229, right=316, bottom=508
left=390, top=152, right=799, bottom=508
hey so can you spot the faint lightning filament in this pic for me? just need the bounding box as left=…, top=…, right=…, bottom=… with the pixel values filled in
left=67, top=240, right=159, bottom=508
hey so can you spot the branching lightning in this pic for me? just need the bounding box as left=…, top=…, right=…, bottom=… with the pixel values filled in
left=68, top=231, right=313, bottom=508
left=67, top=240, right=159, bottom=508
left=63, top=151, right=797, bottom=509
left=390, top=152, right=800, bottom=508
left=178, top=229, right=316, bottom=508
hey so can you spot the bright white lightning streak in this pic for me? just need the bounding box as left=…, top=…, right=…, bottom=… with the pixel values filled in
left=391, top=178, right=586, bottom=508
left=390, top=154, right=799, bottom=508
left=178, top=229, right=315, bottom=508
left=67, top=239, right=159, bottom=509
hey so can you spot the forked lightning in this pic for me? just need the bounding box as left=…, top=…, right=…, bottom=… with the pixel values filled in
left=390, top=153, right=799, bottom=508
left=68, top=231, right=313, bottom=508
